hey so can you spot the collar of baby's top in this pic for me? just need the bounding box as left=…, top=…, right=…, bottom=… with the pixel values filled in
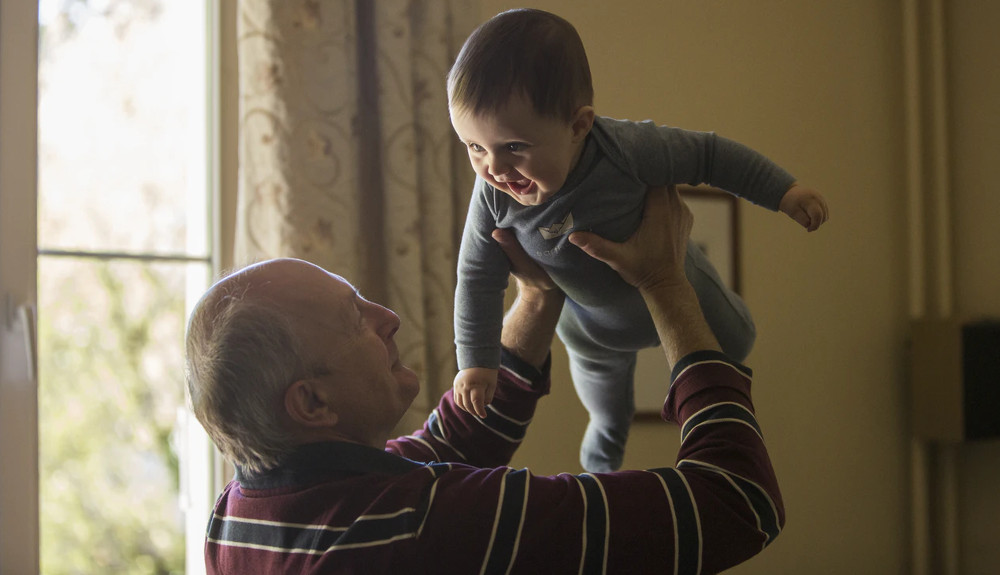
left=235, top=441, right=422, bottom=490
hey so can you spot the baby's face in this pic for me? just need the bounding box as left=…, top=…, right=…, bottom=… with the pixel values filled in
left=450, top=94, right=591, bottom=206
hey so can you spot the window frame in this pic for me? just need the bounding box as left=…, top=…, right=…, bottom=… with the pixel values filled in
left=1, top=0, right=41, bottom=572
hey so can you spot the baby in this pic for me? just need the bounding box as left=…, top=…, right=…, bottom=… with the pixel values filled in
left=448, top=8, right=828, bottom=472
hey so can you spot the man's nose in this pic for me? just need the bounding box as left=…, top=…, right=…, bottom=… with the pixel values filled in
left=377, top=304, right=401, bottom=339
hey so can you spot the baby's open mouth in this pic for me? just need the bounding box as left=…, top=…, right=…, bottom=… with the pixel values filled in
left=504, top=179, right=534, bottom=195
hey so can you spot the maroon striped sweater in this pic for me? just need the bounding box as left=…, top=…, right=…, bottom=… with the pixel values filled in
left=205, top=349, right=783, bottom=574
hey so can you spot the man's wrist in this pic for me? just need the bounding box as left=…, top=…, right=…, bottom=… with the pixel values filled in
left=641, top=279, right=722, bottom=369
left=500, top=286, right=564, bottom=370
left=500, top=347, right=551, bottom=389
left=514, top=284, right=562, bottom=313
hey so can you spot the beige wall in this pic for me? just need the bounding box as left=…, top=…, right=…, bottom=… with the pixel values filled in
left=478, top=1, right=1000, bottom=573
left=947, top=3, right=1000, bottom=574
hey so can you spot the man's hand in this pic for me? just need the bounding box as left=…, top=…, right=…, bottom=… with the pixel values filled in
left=569, top=185, right=720, bottom=368
left=779, top=184, right=829, bottom=232
left=453, top=367, right=498, bottom=418
left=568, top=185, right=691, bottom=292
left=492, top=228, right=559, bottom=294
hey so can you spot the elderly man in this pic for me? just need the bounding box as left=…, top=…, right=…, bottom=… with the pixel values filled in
left=186, top=186, right=783, bottom=574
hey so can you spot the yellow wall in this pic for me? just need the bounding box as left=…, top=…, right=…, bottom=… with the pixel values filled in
left=479, top=1, right=1000, bottom=573
left=946, top=3, right=1000, bottom=573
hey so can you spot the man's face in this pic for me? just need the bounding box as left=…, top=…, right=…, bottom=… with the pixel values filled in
left=273, top=260, right=420, bottom=445
left=450, top=94, right=592, bottom=206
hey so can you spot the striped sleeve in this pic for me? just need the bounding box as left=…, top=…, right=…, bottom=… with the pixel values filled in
left=388, top=349, right=550, bottom=467
left=394, top=350, right=780, bottom=575
left=647, top=467, right=702, bottom=575
left=453, top=350, right=783, bottom=575
left=479, top=468, right=531, bottom=575
left=654, top=350, right=785, bottom=573
left=574, top=473, right=610, bottom=574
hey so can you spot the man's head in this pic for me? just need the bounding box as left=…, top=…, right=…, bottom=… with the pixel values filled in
left=185, top=258, right=419, bottom=473
left=447, top=10, right=596, bottom=206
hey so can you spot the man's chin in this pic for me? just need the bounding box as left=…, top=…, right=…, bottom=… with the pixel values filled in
left=395, top=367, right=420, bottom=396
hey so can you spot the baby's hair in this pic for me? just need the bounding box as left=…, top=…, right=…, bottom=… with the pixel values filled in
left=447, top=8, right=593, bottom=122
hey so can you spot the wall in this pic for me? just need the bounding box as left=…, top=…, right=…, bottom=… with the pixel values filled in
left=948, top=2, right=1000, bottom=573
left=481, top=1, right=914, bottom=572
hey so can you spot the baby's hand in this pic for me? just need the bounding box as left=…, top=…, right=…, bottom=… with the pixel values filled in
left=779, top=185, right=829, bottom=232
left=453, top=367, right=499, bottom=418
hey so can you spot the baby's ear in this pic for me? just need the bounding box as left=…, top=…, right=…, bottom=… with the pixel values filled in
left=571, top=105, right=595, bottom=141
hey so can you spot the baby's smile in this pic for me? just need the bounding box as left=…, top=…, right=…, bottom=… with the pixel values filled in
left=502, top=178, right=535, bottom=196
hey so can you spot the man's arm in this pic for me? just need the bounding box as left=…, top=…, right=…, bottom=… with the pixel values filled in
left=494, top=228, right=564, bottom=370
left=387, top=229, right=563, bottom=466
left=563, top=185, right=784, bottom=572
left=389, top=187, right=782, bottom=575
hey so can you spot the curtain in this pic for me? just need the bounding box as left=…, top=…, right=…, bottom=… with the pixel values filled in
left=235, top=0, right=476, bottom=431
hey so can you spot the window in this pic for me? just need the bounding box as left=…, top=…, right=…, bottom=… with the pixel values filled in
left=36, top=1, right=220, bottom=573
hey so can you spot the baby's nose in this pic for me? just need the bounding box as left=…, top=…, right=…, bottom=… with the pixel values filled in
left=487, top=156, right=511, bottom=177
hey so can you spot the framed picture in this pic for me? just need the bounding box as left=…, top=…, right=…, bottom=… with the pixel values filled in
left=633, top=186, right=740, bottom=419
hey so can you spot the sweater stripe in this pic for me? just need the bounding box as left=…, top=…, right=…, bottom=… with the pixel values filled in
left=650, top=468, right=702, bottom=575
left=678, top=459, right=781, bottom=546
left=577, top=473, right=609, bottom=574
left=208, top=471, right=447, bottom=556
left=498, top=364, right=532, bottom=387
left=207, top=507, right=426, bottom=554
left=428, top=409, right=468, bottom=461
left=681, top=402, right=761, bottom=443
left=402, top=434, right=441, bottom=461
left=671, top=353, right=752, bottom=384
left=481, top=468, right=530, bottom=575
left=477, top=404, right=530, bottom=443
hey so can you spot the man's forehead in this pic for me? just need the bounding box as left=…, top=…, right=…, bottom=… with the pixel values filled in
left=214, top=258, right=353, bottom=300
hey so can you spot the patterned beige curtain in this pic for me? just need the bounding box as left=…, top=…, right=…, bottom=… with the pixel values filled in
left=235, top=0, right=476, bottom=431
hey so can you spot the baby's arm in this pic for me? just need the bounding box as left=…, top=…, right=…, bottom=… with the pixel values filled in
left=779, top=184, right=830, bottom=232
left=454, top=180, right=511, bottom=412
left=454, top=228, right=563, bottom=418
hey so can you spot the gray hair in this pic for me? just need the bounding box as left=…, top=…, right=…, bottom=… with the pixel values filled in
left=185, top=275, right=305, bottom=474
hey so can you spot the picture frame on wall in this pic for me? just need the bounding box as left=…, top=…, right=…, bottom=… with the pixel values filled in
left=633, top=185, right=740, bottom=419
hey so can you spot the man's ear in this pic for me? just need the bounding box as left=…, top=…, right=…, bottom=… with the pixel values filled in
left=570, top=105, right=595, bottom=142
left=284, top=379, right=339, bottom=428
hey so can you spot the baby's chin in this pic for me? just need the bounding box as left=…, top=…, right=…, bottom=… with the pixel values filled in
left=507, top=191, right=547, bottom=206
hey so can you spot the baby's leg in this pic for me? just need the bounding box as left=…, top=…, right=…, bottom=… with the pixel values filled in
left=684, top=242, right=756, bottom=361
left=559, top=311, right=638, bottom=473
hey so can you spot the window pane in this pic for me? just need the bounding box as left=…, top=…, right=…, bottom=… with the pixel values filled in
left=38, top=257, right=192, bottom=573
left=36, top=1, right=213, bottom=573
left=38, top=0, right=208, bottom=256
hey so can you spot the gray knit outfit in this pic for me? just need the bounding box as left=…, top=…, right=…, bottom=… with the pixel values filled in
left=455, top=116, right=795, bottom=471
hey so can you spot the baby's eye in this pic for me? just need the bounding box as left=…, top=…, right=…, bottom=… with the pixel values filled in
left=468, top=143, right=485, bottom=153
left=505, top=143, right=525, bottom=152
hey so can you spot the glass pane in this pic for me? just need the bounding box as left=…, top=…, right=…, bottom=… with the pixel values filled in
left=38, top=0, right=208, bottom=256
left=36, top=1, right=213, bottom=573
left=37, top=257, right=193, bottom=574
